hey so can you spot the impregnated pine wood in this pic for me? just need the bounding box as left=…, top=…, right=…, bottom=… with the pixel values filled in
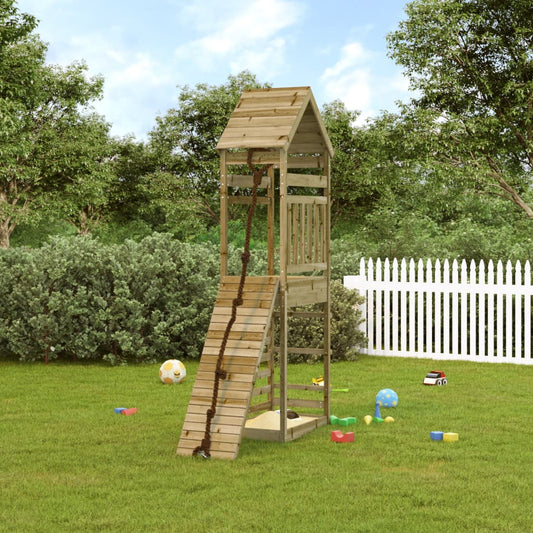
left=176, top=276, right=279, bottom=460
left=216, top=87, right=334, bottom=156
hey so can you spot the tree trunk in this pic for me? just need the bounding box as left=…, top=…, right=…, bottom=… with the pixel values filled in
left=0, top=221, right=11, bottom=248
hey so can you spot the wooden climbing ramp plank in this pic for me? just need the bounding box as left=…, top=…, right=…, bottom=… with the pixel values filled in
left=177, top=276, right=279, bottom=460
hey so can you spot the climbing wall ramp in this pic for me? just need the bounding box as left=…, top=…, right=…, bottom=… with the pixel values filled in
left=176, top=276, right=279, bottom=460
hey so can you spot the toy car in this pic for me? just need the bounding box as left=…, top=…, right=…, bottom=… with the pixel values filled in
left=423, top=370, right=447, bottom=386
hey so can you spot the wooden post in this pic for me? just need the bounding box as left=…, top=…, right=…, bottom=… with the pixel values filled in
left=220, top=149, right=228, bottom=276
left=279, top=149, right=288, bottom=442
left=323, top=152, right=331, bottom=419
left=267, top=164, right=275, bottom=276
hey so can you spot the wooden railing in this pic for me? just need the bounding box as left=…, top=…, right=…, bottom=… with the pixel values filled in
left=285, top=172, right=328, bottom=274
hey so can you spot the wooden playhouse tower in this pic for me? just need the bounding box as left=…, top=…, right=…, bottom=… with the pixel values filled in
left=177, top=87, right=334, bottom=459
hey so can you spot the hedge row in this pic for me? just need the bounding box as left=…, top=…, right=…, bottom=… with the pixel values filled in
left=0, top=234, right=364, bottom=364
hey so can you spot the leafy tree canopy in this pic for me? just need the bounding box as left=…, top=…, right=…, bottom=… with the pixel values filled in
left=147, top=71, right=269, bottom=235
left=387, top=0, right=533, bottom=218
left=0, top=0, right=110, bottom=247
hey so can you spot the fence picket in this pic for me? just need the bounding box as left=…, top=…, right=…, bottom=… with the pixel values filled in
left=434, top=259, right=441, bottom=357
left=384, top=258, right=391, bottom=353
left=515, top=261, right=522, bottom=361
left=376, top=258, right=382, bottom=352
left=469, top=260, right=476, bottom=357
left=392, top=259, right=399, bottom=353
left=495, top=262, right=503, bottom=359
left=525, top=262, right=531, bottom=361
left=417, top=260, right=424, bottom=355
left=426, top=260, right=433, bottom=357
left=400, top=259, right=407, bottom=353
left=409, top=259, right=416, bottom=354
left=487, top=261, right=495, bottom=359
left=443, top=260, right=450, bottom=357
left=461, top=260, right=468, bottom=356
left=452, top=260, right=459, bottom=356
left=367, top=258, right=374, bottom=354
left=506, top=261, right=513, bottom=359
left=479, top=260, right=486, bottom=358
left=344, top=257, right=532, bottom=365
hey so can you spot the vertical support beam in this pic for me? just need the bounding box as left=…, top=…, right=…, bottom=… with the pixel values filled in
left=220, top=149, right=228, bottom=276
left=267, top=160, right=276, bottom=409
left=267, top=164, right=275, bottom=276
left=267, top=315, right=275, bottom=410
left=323, top=152, right=331, bottom=419
left=279, top=149, right=288, bottom=442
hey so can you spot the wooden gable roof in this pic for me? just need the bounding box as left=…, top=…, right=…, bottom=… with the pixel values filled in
left=216, top=86, right=334, bottom=157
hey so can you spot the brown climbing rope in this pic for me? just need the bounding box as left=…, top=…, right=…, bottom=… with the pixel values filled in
left=193, top=149, right=272, bottom=459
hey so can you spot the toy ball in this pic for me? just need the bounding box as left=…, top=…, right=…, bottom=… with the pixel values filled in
left=376, top=388, right=398, bottom=408
left=159, top=359, right=186, bottom=384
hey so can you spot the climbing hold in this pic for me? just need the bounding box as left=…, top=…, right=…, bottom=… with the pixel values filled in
left=384, top=416, right=395, bottom=423
left=430, top=431, right=444, bottom=441
left=364, top=415, right=373, bottom=425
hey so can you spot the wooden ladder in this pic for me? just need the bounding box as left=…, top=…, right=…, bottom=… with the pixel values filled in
left=176, top=276, right=279, bottom=460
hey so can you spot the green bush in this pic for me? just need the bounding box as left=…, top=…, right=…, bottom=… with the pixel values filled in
left=0, top=234, right=219, bottom=364
left=0, top=235, right=366, bottom=364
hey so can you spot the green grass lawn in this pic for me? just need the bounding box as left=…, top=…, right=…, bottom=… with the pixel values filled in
left=1, top=356, right=531, bottom=532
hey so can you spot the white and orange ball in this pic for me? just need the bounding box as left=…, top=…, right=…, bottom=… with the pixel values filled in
left=159, top=359, right=186, bottom=384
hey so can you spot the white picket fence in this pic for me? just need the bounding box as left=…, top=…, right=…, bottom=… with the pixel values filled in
left=344, top=258, right=533, bottom=365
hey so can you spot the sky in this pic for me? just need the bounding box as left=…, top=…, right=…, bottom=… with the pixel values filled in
left=16, top=0, right=414, bottom=140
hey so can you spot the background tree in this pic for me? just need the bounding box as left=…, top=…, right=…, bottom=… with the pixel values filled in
left=387, top=0, right=533, bottom=219
left=42, top=115, right=116, bottom=236
left=0, top=0, right=106, bottom=247
left=147, top=71, right=269, bottom=235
